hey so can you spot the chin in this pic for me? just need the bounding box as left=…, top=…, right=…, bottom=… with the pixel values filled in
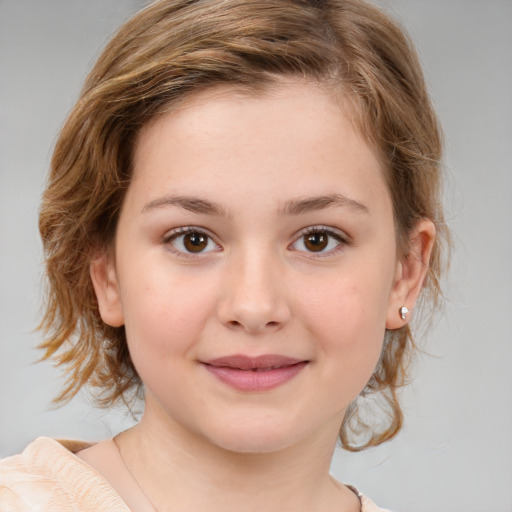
left=212, top=432, right=295, bottom=455
left=201, top=416, right=305, bottom=455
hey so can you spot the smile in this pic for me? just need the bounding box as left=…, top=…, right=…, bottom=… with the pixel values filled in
left=202, top=355, right=309, bottom=392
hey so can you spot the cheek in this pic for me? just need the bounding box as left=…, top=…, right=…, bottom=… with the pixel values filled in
left=298, top=261, right=393, bottom=386
left=119, top=267, right=218, bottom=364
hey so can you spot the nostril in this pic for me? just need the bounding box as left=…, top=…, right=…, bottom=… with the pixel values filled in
left=225, top=319, right=280, bottom=332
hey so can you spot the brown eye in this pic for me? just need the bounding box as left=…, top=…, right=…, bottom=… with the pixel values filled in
left=183, top=232, right=208, bottom=252
left=290, top=227, right=346, bottom=255
left=303, top=232, right=328, bottom=252
left=168, top=229, right=218, bottom=255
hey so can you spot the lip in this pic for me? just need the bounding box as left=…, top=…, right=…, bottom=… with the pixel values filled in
left=202, top=354, right=308, bottom=392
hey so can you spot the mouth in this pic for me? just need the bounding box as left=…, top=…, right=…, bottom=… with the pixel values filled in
left=201, top=355, right=309, bottom=392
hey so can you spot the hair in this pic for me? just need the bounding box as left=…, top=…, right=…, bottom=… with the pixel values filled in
left=39, top=0, right=448, bottom=451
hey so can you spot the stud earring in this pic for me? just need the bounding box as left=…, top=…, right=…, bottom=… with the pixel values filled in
left=399, top=306, right=409, bottom=321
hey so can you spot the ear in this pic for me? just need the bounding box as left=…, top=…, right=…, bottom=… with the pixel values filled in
left=89, top=252, right=124, bottom=327
left=386, top=219, right=436, bottom=329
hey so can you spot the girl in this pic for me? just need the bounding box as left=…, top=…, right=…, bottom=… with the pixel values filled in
left=0, top=0, right=447, bottom=510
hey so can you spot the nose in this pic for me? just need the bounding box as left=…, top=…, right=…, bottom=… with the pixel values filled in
left=216, top=249, right=291, bottom=334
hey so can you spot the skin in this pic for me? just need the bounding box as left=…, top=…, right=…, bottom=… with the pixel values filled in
left=84, top=79, right=435, bottom=512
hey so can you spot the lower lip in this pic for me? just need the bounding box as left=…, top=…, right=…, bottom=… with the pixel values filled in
left=204, top=362, right=308, bottom=392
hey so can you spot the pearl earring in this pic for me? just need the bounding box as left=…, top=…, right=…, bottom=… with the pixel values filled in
left=399, top=306, right=409, bottom=321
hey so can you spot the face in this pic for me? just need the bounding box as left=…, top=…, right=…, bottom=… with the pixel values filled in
left=92, top=80, right=421, bottom=454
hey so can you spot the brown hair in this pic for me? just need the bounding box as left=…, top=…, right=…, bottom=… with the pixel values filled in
left=39, top=0, right=448, bottom=450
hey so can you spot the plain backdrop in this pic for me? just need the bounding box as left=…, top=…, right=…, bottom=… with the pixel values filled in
left=1, top=1, right=511, bottom=511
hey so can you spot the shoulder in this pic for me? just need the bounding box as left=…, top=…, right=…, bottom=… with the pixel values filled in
left=345, top=483, right=393, bottom=512
left=0, top=437, right=129, bottom=512
left=347, top=486, right=391, bottom=512
left=361, top=494, right=393, bottom=512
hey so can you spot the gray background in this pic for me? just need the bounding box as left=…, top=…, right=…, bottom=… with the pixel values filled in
left=1, top=1, right=511, bottom=511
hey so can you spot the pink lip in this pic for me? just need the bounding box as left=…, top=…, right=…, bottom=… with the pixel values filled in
left=202, top=355, right=308, bottom=392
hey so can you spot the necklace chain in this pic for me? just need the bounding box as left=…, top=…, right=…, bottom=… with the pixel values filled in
left=113, top=435, right=159, bottom=512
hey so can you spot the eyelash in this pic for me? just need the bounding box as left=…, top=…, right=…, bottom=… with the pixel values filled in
left=290, top=226, right=349, bottom=257
left=163, top=226, right=220, bottom=259
left=162, top=225, right=349, bottom=259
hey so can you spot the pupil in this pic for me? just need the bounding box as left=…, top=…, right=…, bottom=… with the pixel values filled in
left=184, top=232, right=207, bottom=252
left=305, top=233, right=327, bottom=252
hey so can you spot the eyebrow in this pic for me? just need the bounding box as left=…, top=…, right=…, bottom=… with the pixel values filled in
left=280, top=194, right=369, bottom=215
left=142, top=195, right=228, bottom=217
left=141, top=193, right=368, bottom=217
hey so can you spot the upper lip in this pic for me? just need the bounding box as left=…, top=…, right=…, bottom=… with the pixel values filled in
left=203, top=354, right=307, bottom=370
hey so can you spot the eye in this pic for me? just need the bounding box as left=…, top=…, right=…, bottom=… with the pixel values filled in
left=165, top=227, right=219, bottom=255
left=290, top=226, right=347, bottom=255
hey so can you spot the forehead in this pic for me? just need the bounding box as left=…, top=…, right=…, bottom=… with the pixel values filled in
left=135, top=78, right=376, bottom=165
left=138, top=76, right=372, bottom=150
left=128, top=79, right=389, bottom=218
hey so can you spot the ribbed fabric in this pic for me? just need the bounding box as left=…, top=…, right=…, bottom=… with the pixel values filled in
left=0, top=437, right=388, bottom=512
left=0, top=438, right=129, bottom=511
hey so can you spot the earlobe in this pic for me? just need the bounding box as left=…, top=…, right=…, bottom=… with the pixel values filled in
left=385, top=219, right=436, bottom=330
left=89, top=253, right=124, bottom=327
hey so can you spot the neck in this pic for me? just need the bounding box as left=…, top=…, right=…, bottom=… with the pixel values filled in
left=116, top=400, right=357, bottom=512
